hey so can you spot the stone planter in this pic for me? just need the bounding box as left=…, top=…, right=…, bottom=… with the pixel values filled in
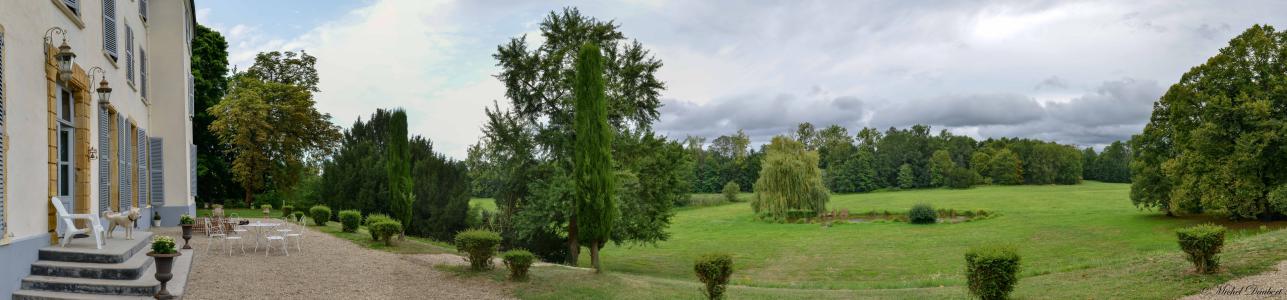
left=180, top=225, right=193, bottom=250
left=147, top=251, right=182, bottom=299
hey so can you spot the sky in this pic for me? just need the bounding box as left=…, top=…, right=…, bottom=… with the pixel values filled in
left=195, top=0, right=1287, bottom=159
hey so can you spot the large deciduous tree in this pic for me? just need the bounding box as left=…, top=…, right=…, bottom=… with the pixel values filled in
left=210, top=51, right=341, bottom=205
left=752, top=136, right=829, bottom=220
left=1131, top=25, right=1287, bottom=220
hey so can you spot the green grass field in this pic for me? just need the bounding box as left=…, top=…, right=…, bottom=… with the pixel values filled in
left=207, top=183, right=1287, bottom=299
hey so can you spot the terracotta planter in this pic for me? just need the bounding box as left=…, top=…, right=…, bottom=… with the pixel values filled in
left=180, top=225, right=193, bottom=250
left=147, top=251, right=182, bottom=299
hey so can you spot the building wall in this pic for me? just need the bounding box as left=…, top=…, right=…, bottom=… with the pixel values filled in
left=0, top=0, right=193, bottom=243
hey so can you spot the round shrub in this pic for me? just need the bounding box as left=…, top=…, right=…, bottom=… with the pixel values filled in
left=908, top=203, right=937, bottom=224
left=365, top=213, right=396, bottom=240
left=694, top=253, right=734, bottom=300
left=722, top=181, right=741, bottom=203
left=1269, top=185, right=1287, bottom=215
left=965, top=246, right=1020, bottom=300
left=309, top=205, right=331, bottom=226
left=338, top=210, right=362, bottom=233
left=281, top=205, right=294, bottom=218
left=502, top=249, right=536, bottom=281
left=1177, top=223, right=1226, bottom=274
left=369, top=221, right=403, bottom=246
left=292, top=211, right=305, bottom=222
left=454, top=229, right=502, bottom=271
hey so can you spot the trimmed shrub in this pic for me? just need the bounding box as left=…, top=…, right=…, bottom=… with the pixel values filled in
left=369, top=221, right=403, bottom=246
left=909, top=203, right=937, bottom=224
left=309, top=205, right=331, bottom=226
left=1177, top=223, right=1226, bottom=274
left=502, top=249, right=536, bottom=281
left=338, top=210, right=362, bottom=233
left=365, top=213, right=396, bottom=240
left=281, top=205, right=294, bottom=218
left=694, top=253, right=734, bottom=300
left=965, top=246, right=1020, bottom=300
left=454, top=229, right=502, bottom=271
left=292, top=211, right=305, bottom=222
left=722, top=181, right=741, bottom=203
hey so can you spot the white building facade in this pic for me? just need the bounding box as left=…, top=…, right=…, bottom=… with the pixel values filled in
left=0, top=0, right=197, bottom=295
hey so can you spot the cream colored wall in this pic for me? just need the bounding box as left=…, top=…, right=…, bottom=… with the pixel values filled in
left=0, top=0, right=179, bottom=242
left=146, top=0, right=195, bottom=209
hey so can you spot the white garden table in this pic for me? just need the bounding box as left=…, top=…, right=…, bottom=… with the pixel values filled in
left=239, top=221, right=282, bottom=251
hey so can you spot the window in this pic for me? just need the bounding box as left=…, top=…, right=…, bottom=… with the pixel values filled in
left=57, top=86, right=75, bottom=213
left=125, top=25, right=134, bottom=85
left=102, top=0, right=118, bottom=61
left=63, top=0, right=81, bottom=16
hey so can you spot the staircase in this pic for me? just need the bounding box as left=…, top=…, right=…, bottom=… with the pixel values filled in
left=12, top=231, right=166, bottom=300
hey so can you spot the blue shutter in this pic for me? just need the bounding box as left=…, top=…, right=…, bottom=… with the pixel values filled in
left=117, top=116, right=127, bottom=211
left=98, top=106, right=110, bottom=214
left=102, top=0, right=118, bottom=60
left=149, top=138, right=163, bottom=207
left=190, top=145, right=196, bottom=197
left=0, top=31, right=6, bottom=234
left=140, top=49, right=147, bottom=99
left=137, top=128, right=146, bottom=208
left=63, top=0, right=80, bottom=15
left=139, top=0, right=148, bottom=21
left=125, top=26, right=134, bottom=85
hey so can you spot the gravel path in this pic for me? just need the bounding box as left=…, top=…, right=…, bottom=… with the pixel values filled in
left=171, top=225, right=514, bottom=300
left=1184, top=261, right=1287, bottom=300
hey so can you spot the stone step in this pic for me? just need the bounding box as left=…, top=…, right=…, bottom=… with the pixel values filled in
left=30, top=249, right=154, bottom=280
left=38, top=232, right=153, bottom=264
left=11, top=289, right=152, bottom=300
left=19, top=275, right=159, bottom=296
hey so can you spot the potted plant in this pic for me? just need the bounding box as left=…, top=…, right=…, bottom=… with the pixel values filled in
left=261, top=204, right=272, bottom=218
left=147, top=236, right=181, bottom=299
left=152, top=211, right=161, bottom=227
left=178, top=214, right=195, bottom=250
left=212, top=204, right=225, bottom=219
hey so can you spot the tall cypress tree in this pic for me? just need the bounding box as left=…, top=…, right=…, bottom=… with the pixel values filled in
left=387, top=109, right=413, bottom=232
left=573, top=42, right=616, bottom=273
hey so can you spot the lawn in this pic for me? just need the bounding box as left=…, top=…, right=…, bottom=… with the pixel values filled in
left=522, top=181, right=1287, bottom=299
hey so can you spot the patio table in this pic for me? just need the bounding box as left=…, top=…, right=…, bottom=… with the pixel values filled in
left=239, top=221, right=282, bottom=250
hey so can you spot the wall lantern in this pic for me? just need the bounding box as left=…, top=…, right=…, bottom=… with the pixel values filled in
left=88, top=66, right=112, bottom=103
left=44, top=27, right=76, bottom=84
left=89, top=147, right=98, bottom=160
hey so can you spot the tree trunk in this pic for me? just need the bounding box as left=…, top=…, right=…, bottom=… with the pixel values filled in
left=590, top=241, right=602, bottom=273
left=243, top=186, right=254, bottom=207
left=568, top=218, right=580, bottom=265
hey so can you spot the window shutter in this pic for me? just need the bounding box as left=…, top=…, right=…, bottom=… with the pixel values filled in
left=63, top=0, right=80, bottom=15
left=190, top=145, right=196, bottom=197
left=139, top=0, right=148, bottom=21
left=117, top=116, right=127, bottom=212
left=98, top=106, right=110, bottom=214
left=125, top=26, right=134, bottom=85
left=137, top=128, right=146, bottom=208
left=140, top=49, right=147, bottom=99
left=0, top=31, right=6, bottom=234
left=187, top=75, right=194, bottom=117
left=149, top=137, right=163, bottom=207
left=102, top=0, right=117, bottom=60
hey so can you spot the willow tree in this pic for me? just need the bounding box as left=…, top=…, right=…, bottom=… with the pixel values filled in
left=573, top=42, right=617, bottom=273
left=1131, top=25, right=1287, bottom=220
left=387, top=109, right=413, bottom=230
left=752, top=136, right=829, bottom=220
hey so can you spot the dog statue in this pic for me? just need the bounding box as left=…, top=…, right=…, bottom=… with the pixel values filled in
left=103, top=207, right=142, bottom=240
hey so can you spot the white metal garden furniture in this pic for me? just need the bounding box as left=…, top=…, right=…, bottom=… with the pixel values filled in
left=284, top=219, right=305, bottom=252
left=51, top=197, right=105, bottom=249
left=204, top=218, right=245, bottom=256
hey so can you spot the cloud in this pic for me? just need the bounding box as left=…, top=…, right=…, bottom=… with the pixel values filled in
left=1034, top=76, right=1070, bottom=90
left=870, top=93, right=1045, bottom=128
left=1046, top=78, right=1163, bottom=127
left=657, top=92, right=865, bottom=141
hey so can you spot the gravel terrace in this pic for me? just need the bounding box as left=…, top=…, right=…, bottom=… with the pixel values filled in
left=158, top=225, right=514, bottom=300
left=1184, top=261, right=1287, bottom=300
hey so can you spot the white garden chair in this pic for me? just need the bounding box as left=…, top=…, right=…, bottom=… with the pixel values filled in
left=51, top=197, right=105, bottom=249
left=263, top=223, right=289, bottom=256
left=284, top=219, right=304, bottom=252
left=204, top=218, right=245, bottom=256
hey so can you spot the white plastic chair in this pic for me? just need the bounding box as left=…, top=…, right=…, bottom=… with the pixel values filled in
left=51, top=197, right=105, bottom=249
left=263, top=223, right=288, bottom=256
left=204, top=218, right=245, bottom=256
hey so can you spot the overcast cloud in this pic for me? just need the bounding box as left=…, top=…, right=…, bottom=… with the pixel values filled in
left=198, top=0, right=1287, bottom=157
